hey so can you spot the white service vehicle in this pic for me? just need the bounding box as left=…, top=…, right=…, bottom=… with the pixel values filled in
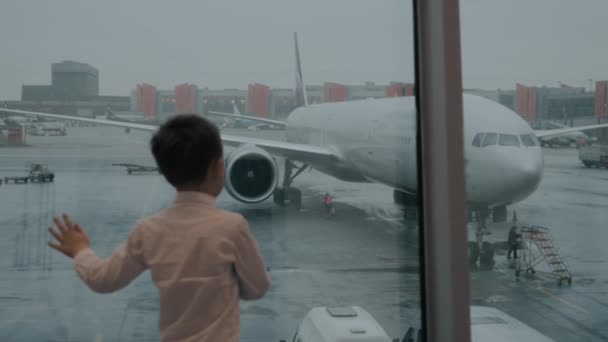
left=287, top=306, right=554, bottom=342
left=29, top=122, right=67, bottom=136
left=288, top=306, right=392, bottom=342
left=579, top=144, right=608, bottom=168
left=470, top=306, right=554, bottom=341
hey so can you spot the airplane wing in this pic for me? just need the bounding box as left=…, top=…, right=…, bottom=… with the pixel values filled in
left=207, top=111, right=286, bottom=127
left=221, top=133, right=335, bottom=164
left=1, top=108, right=158, bottom=131
left=1, top=108, right=335, bottom=165
left=534, top=123, right=608, bottom=138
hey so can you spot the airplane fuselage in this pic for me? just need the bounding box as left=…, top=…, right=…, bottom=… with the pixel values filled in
left=286, top=94, right=543, bottom=209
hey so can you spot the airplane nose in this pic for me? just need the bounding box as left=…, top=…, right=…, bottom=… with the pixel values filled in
left=513, top=153, right=543, bottom=195
left=466, top=148, right=543, bottom=206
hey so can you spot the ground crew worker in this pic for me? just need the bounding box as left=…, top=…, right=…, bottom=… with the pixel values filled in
left=507, top=225, right=521, bottom=259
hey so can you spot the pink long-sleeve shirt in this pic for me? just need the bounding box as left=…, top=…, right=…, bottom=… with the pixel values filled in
left=73, top=191, right=271, bottom=342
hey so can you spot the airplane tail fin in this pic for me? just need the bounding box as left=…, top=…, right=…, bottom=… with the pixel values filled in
left=294, top=32, right=308, bottom=108
left=232, top=100, right=241, bottom=115
left=105, top=105, right=115, bottom=118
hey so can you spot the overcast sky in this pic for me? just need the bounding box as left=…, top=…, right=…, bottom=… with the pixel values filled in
left=1, top=1, right=607, bottom=99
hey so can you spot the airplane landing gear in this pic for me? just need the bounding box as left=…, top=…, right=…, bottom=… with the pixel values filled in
left=469, top=207, right=490, bottom=266
left=273, top=159, right=308, bottom=209
left=468, top=242, right=480, bottom=268
left=273, top=187, right=302, bottom=208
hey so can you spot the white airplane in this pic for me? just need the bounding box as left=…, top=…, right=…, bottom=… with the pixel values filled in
left=537, top=121, right=590, bottom=147
left=3, top=115, right=35, bottom=125
left=3, top=33, right=608, bottom=225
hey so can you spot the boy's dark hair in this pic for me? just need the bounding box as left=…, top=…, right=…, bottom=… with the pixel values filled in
left=150, top=114, right=223, bottom=188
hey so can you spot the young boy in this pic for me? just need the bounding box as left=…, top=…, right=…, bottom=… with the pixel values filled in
left=48, top=114, right=271, bottom=342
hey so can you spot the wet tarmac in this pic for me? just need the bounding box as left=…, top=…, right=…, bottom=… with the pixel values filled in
left=0, top=126, right=606, bottom=341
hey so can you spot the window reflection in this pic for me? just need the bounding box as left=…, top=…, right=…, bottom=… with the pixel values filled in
left=0, top=1, right=420, bottom=341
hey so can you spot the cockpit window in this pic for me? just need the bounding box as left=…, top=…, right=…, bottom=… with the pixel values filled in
left=482, top=133, right=497, bottom=147
left=472, top=133, right=485, bottom=147
left=531, top=134, right=540, bottom=146
left=499, top=134, right=521, bottom=147
left=520, top=134, right=537, bottom=147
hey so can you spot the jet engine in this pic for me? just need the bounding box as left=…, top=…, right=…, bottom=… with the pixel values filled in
left=224, top=145, right=279, bottom=203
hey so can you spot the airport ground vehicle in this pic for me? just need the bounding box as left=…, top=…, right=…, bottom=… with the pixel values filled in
left=579, top=144, right=608, bottom=168
left=28, top=123, right=67, bottom=136
left=3, top=163, right=54, bottom=183
left=288, top=306, right=392, bottom=342
left=28, top=163, right=55, bottom=182
left=286, top=306, right=553, bottom=342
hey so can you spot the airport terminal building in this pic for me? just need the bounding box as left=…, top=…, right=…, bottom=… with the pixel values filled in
left=10, top=61, right=130, bottom=117
left=130, top=81, right=415, bottom=121
left=467, top=81, right=608, bottom=124
left=130, top=80, right=607, bottom=129
left=51, top=61, right=99, bottom=100
left=4, top=60, right=608, bottom=130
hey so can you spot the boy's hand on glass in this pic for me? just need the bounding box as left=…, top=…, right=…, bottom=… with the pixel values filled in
left=48, top=213, right=90, bottom=258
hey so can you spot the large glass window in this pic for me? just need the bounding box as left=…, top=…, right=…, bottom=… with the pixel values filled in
left=462, top=1, right=608, bottom=340
left=0, top=1, right=423, bottom=341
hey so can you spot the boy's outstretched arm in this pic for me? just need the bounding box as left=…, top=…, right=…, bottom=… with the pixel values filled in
left=48, top=214, right=147, bottom=294
left=233, top=216, right=271, bottom=300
